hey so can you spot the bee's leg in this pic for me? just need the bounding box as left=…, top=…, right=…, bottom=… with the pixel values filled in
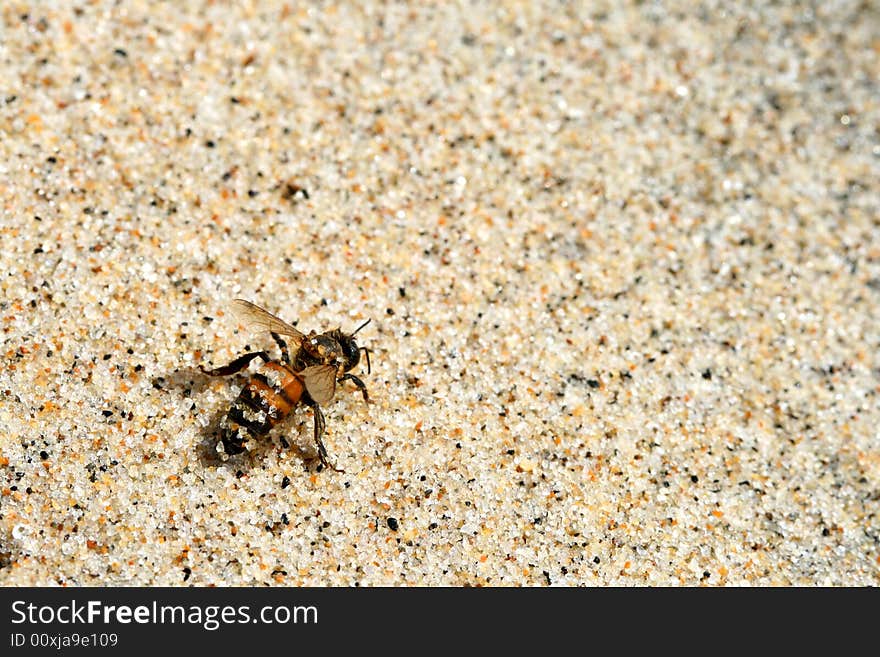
left=338, top=373, right=369, bottom=402
left=270, top=332, right=291, bottom=365
left=199, top=351, right=270, bottom=376
left=304, top=398, right=344, bottom=473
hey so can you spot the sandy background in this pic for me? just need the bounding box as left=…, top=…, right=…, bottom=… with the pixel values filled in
left=1, top=1, right=878, bottom=586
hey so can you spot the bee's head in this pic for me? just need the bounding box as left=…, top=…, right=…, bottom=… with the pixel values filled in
left=338, top=319, right=371, bottom=373
left=339, top=336, right=359, bottom=370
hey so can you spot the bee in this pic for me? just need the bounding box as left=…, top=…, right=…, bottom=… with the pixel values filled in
left=199, top=299, right=371, bottom=472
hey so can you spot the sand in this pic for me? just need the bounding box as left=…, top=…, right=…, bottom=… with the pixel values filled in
left=0, top=1, right=878, bottom=585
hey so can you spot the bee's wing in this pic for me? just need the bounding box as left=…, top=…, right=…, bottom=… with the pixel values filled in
left=300, top=364, right=337, bottom=405
left=231, top=299, right=305, bottom=339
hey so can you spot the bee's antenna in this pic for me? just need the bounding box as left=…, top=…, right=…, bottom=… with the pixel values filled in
left=352, top=318, right=371, bottom=336
left=360, top=346, right=372, bottom=375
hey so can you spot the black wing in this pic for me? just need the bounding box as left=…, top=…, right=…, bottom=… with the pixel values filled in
left=231, top=299, right=306, bottom=339
left=301, top=364, right=337, bottom=405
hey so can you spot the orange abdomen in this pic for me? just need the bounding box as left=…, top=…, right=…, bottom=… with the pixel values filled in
left=220, top=361, right=306, bottom=454
left=263, top=361, right=305, bottom=414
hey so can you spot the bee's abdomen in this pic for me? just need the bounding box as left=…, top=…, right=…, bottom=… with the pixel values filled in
left=219, top=364, right=304, bottom=455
